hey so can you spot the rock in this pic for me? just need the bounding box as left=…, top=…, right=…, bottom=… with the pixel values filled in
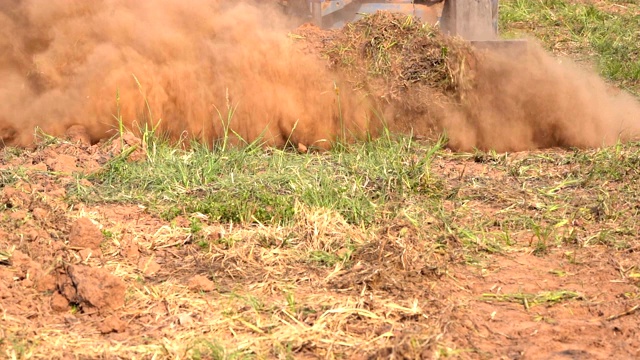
left=69, top=218, right=103, bottom=251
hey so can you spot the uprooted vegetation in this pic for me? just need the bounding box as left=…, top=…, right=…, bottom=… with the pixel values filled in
left=297, top=12, right=476, bottom=101
left=295, top=12, right=476, bottom=145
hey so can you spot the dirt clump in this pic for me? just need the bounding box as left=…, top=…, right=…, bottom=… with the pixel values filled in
left=68, top=217, right=103, bottom=252
left=10, top=250, right=46, bottom=287
left=50, top=291, right=71, bottom=312
left=57, top=265, right=126, bottom=311
left=65, top=124, right=92, bottom=146
left=99, top=315, right=127, bottom=334
left=108, top=131, right=147, bottom=162
left=138, top=256, right=161, bottom=276
left=306, top=12, right=475, bottom=98
left=188, top=275, right=216, bottom=292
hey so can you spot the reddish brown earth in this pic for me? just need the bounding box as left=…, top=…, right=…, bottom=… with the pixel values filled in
left=447, top=253, right=639, bottom=359
left=1, top=136, right=638, bottom=359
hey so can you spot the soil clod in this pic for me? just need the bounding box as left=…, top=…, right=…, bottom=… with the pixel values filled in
left=69, top=218, right=103, bottom=251
left=60, top=265, right=126, bottom=311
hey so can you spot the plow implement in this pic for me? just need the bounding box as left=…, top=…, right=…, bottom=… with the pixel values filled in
left=280, top=0, right=525, bottom=51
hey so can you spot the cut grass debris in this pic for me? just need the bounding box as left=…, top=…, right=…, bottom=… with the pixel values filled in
left=482, top=290, right=584, bottom=309
left=0, top=251, right=10, bottom=265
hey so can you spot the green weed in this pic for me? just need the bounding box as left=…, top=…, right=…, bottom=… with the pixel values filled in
left=75, top=131, right=445, bottom=227
left=189, top=340, right=249, bottom=360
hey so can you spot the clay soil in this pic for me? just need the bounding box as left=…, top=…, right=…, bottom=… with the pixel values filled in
left=1, top=134, right=639, bottom=359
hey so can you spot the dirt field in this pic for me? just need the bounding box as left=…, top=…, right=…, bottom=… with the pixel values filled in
left=2, top=1, right=640, bottom=359
left=1, top=133, right=639, bottom=359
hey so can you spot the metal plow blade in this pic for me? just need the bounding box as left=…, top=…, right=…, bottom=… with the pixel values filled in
left=312, top=0, right=527, bottom=55
left=320, top=0, right=442, bottom=29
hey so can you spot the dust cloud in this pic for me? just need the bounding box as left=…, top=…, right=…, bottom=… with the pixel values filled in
left=0, top=0, right=638, bottom=151
left=0, top=0, right=373, bottom=149
left=443, top=43, right=640, bottom=151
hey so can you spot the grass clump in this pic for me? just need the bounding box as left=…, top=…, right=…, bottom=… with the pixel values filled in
left=295, top=11, right=478, bottom=130
left=189, top=340, right=249, bottom=360
left=77, top=134, right=445, bottom=226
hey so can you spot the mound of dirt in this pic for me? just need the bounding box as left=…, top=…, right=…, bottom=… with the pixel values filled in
left=296, top=12, right=477, bottom=138
left=0, top=131, right=144, bottom=312
left=299, top=12, right=475, bottom=99
left=57, top=265, right=126, bottom=311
